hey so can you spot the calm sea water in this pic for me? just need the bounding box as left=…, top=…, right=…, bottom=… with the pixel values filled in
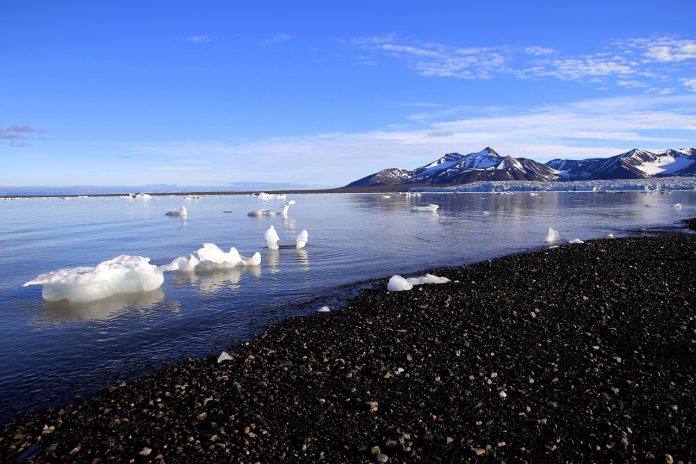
left=0, top=191, right=692, bottom=421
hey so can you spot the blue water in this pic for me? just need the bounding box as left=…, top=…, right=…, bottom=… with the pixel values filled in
left=0, top=191, right=692, bottom=421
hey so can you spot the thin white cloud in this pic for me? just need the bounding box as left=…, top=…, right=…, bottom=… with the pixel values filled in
left=352, top=34, right=696, bottom=90
left=134, top=94, right=696, bottom=185
left=683, top=78, right=696, bottom=92
left=262, top=33, right=292, bottom=46
left=186, top=35, right=211, bottom=44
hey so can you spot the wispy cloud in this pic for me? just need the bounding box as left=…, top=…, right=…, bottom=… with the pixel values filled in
left=134, top=94, right=696, bottom=185
left=351, top=34, right=696, bottom=91
left=0, top=125, right=44, bottom=144
left=186, top=35, right=211, bottom=44
left=683, top=78, right=696, bottom=92
left=262, top=33, right=292, bottom=46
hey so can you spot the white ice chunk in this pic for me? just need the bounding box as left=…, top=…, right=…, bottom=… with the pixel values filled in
left=217, top=351, right=233, bottom=363
left=240, top=252, right=261, bottom=266
left=169, top=244, right=261, bottom=272
left=672, top=203, right=683, bottom=208
left=164, top=254, right=199, bottom=272
left=482, top=211, right=490, bottom=216
left=280, top=200, right=296, bottom=216
left=23, top=255, right=167, bottom=303
left=545, top=227, right=560, bottom=243
left=166, top=206, right=187, bottom=218
left=296, top=229, right=309, bottom=249
left=411, top=204, right=439, bottom=212
left=318, top=306, right=331, bottom=313
left=568, top=239, right=585, bottom=244
left=406, top=274, right=451, bottom=285
left=606, top=233, right=615, bottom=239
left=381, top=195, right=391, bottom=199
left=387, top=273, right=451, bottom=291
left=134, top=193, right=151, bottom=200
left=258, top=192, right=286, bottom=200
left=265, top=226, right=280, bottom=250
left=387, top=275, right=413, bottom=292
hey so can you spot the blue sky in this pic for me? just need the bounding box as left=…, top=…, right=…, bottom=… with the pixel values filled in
left=2, top=0, right=696, bottom=189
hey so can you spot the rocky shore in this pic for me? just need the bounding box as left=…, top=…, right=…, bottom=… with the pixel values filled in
left=2, top=235, right=695, bottom=463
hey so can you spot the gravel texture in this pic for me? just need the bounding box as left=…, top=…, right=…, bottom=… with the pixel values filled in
left=2, top=235, right=695, bottom=463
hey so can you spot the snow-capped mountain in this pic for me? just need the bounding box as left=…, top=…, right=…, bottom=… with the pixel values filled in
left=546, top=147, right=696, bottom=180
left=345, top=146, right=696, bottom=188
left=346, top=147, right=558, bottom=187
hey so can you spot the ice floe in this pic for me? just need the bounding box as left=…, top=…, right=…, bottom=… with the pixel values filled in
left=23, top=255, right=168, bottom=303
left=296, top=230, right=309, bottom=249
left=265, top=226, right=280, bottom=250
left=168, top=244, right=261, bottom=272
left=387, top=273, right=451, bottom=292
left=165, top=206, right=188, bottom=218
left=545, top=227, right=560, bottom=243
left=411, top=204, right=439, bottom=213
left=257, top=192, right=286, bottom=200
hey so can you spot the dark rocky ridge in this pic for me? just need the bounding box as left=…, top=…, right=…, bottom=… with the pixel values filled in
left=2, top=236, right=696, bottom=463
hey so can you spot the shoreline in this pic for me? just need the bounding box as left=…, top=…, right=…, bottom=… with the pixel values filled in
left=3, top=235, right=696, bottom=462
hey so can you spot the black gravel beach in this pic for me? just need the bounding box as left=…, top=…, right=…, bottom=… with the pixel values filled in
left=2, top=235, right=695, bottom=463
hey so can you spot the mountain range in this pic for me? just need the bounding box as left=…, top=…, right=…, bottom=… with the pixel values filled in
left=346, top=146, right=696, bottom=188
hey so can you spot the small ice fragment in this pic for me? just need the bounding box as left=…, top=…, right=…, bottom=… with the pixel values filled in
left=223, top=210, right=233, bottom=213
left=482, top=211, right=490, bottom=216
left=569, top=239, right=584, bottom=244
left=381, top=195, right=391, bottom=199
left=166, top=206, right=187, bottom=218
left=217, top=351, right=233, bottom=363
left=265, top=225, right=280, bottom=250
left=387, top=275, right=413, bottom=292
left=280, top=200, right=296, bottom=216
left=318, top=306, right=331, bottom=313
left=672, top=203, right=682, bottom=208
left=406, top=274, right=450, bottom=285
left=606, top=233, right=615, bottom=239
left=296, top=230, right=309, bottom=249
left=23, top=255, right=168, bottom=303
left=545, top=227, right=560, bottom=243
left=499, top=391, right=507, bottom=399
left=165, top=254, right=199, bottom=272
left=240, top=252, right=261, bottom=266
left=411, top=204, right=439, bottom=213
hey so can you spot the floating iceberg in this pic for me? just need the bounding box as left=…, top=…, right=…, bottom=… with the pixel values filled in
left=258, top=192, right=286, bottom=200
left=265, top=226, right=280, bottom=250
left=166, top=206, right=188, bottom=218
left=545, top=227, right=560, bottom=243
left=411, top=204, right=439, bottom=213
left=280, top=200, right=296, bottom=216
left=168, top=244, right=261, bottom=272
left=387, top=273, right=451, bottom=292
left=568, top=239, right=585, bottom=244
left=23, top=255, right=168, bottom=303
left=296, top=230, right=309, bottom=249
